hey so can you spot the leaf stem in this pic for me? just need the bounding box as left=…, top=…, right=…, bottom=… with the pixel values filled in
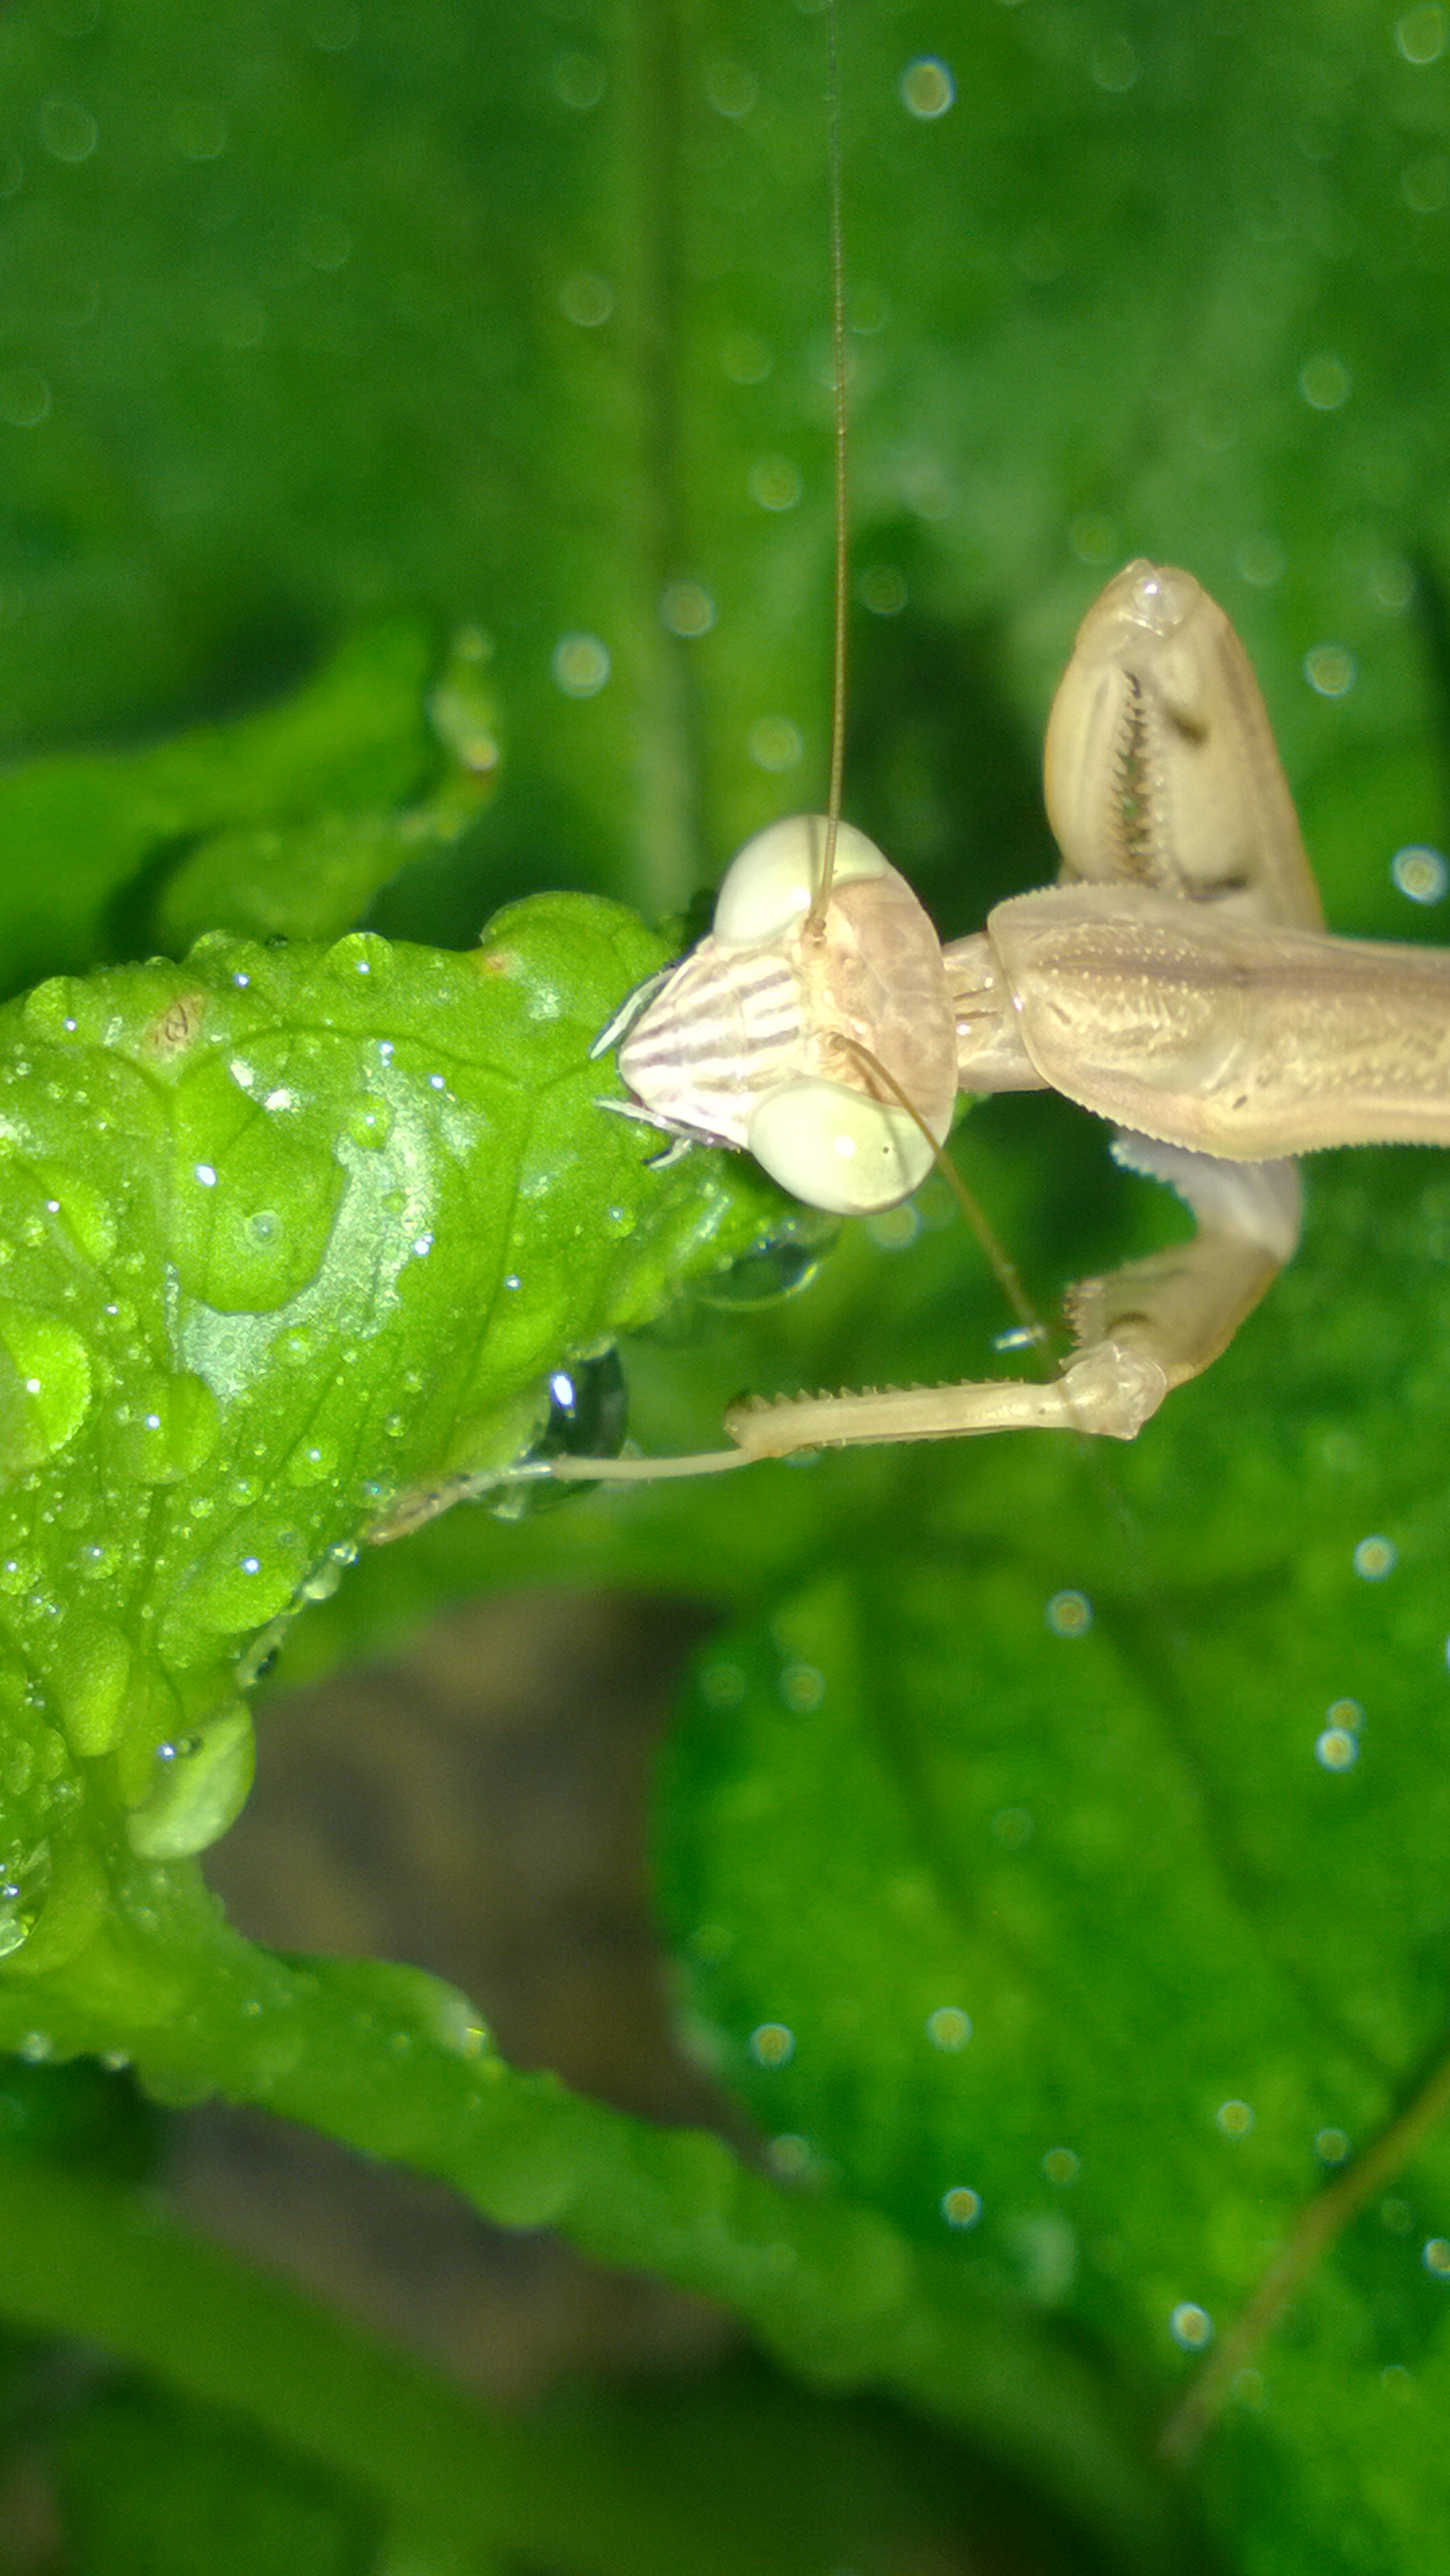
left=1159, top=2029, right=1450, bottom=2465
left=0, top=1888, right=1196, bottom=2570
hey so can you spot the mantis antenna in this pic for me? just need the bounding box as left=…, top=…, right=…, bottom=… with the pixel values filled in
left=806, top=9, right=1047, bottom=1345
left=808, top=0, right=850, bottom=938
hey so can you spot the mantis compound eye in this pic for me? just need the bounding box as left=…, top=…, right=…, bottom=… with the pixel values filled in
left=713, top=814, right=897, bottom=946
left=746, top=1076, right=937, bottom=1215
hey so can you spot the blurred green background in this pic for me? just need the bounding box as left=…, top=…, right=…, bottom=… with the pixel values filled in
left=4, top=2, right=1450, bottom=2572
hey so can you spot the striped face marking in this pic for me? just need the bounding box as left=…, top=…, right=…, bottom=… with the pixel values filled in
left=609, top=814, right=958, bottom=1215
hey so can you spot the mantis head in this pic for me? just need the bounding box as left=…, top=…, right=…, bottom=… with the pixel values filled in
left=613, top=815, right=958, bottom=1216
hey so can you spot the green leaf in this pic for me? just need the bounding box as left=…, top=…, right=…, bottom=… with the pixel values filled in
left=0, top=895, right=777, bottom=1970
left=0, top=622, right=496, bottom=995
left=58, top=2388, right=376, bottom=2576
left=1, top=2152, right=1124, bottom=2576
left=0, top=1909, right=1197, bottom=2570
left=651, top=1139, right=1450, bottom=2576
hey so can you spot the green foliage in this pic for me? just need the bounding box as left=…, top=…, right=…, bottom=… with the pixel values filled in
left=0, top=900, right=776, bottom=1984
left=0, top=1, right=1447, bottom=2572
left=0, top=622, right=498, bottom=996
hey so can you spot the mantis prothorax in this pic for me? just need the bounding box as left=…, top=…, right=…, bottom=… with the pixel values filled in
left=540, top=555, right=1450, bottom=1485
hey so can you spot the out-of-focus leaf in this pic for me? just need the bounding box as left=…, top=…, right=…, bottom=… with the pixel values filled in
left=0, top=0, right=1442, bottom=930
left=652, top=1138, right=1450, bottom=2576
left=152, top=625, right=500, bottom=952
left=0, top=1923, right=1199, bottom=2570
left=0, top=622, right=494, bottom=994
left=57, top=2387, right=374, bottom=2576
left=6, top=2150, right=1148, bottom=2576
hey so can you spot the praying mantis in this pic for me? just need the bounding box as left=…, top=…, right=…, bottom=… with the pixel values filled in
left=466, top=16, right=1450, bottom=1505
left=546, top=555, right=1450, bottom=1485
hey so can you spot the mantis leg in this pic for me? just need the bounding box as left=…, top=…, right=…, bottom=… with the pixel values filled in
left=532, top=1136, right=1301, bottom=1481
left=721, top=1135, right=1299, bottom=1456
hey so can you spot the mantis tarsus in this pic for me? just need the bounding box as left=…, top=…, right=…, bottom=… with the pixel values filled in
left=536, top=554, right=1450, bottom=1487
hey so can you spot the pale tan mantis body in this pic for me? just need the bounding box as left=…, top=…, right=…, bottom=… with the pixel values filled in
left=540, top=555, right=1450, bottom=1486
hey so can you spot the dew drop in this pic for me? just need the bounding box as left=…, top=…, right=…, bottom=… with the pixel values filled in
left=1304, top=643, right=1356, bottom=697
left=125, top=1702, right=256, bottom=1859
left=120, top=1371, right=220, bottom=1485
left=705, top=59, right=758, bottom=118
left=900, top=57, right=955, bottom=117
left=1236, top=533, right=1285, bottom=586
left=1216, top=2098, right=1254, bottom=2138
left=992, top=1804, right=1034, bottom=1849
left=559, top=271, right=613, bottom=328
left=0, top=1309, right=92, bottom=1469
left=54, top=1617, right=133, bottom=1758
left=552, top=633, right=610, bottom=697
left=1170, top=2303, right=1213, bottom=2350
left=1043, top=2146, right=1080, bottom=2186
left=777, top=1661, right=824, bottom=1712
left=1422, top=2237, right=1450, bottom=2275
left=347, top=1097, right=392, bottom=1149
left=1315, top=1725, right=1359, bottom=1771
left=925, top=2005, right=972, bottom=2052
left=1045, top=1588, right=1092, bottom=1637
left=940, top=2185, right=981, bottom=2229
left=0, top=1846, right=47, bottom=1960
left=1354, top=1533, right=1396, bottom=1580
left=866, top=1201, right=921, bottom=1251
left=1314, top=2125, right=1351, bottom=2164
left=858, top=563, right=908, bottom=615
left=552, top=49, right=605, bottom=110
left=721, top=331, right=771, bottom=385
left=38, top=1165, right=116, bottom=1266
left=749, top=2021, right=795, bottom=2068
left=766, top=2133, right=811, bottom=2180
left=323, top=930, right=392, bottom=982
left=37, top=96, right=98, bottom=162
left=1369, top=556, right=1414, bottom=612
left=1396, top=3, right=1445, bottom=62
left=748, top=455, right=802, bottom=512
left=660, top=579, right=714, bottom=637
left=1298, top=352, right=1351, bottom=410
left=176, top=1527, right=307, bottom=1634
left=747, top=716, right=803, bottom=772
left=1392, top=844, right=1447, bottom=904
